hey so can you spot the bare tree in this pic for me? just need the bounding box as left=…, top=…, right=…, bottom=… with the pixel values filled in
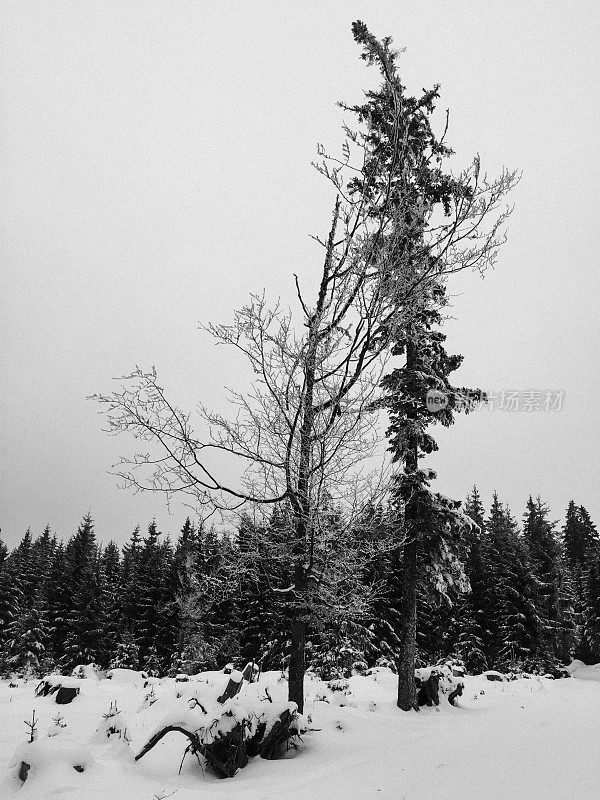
left=92, top=21, right=517, bottom=712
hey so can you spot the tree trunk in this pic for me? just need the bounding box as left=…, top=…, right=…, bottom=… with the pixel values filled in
left=397, top=334, right=419, bottom=712
left=397, top=534, right=419, bottom=711
left=288, top=562, right=307, bottom=713
left=287, top=202, right=339, bottom=716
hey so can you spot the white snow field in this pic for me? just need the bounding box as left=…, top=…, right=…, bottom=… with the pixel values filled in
left=1, top=664, right=600, bottom=800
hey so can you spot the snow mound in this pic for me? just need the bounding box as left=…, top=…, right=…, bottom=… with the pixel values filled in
left=564, top=659, right=600, bottom=681
left=38, top=674, right=81, bottom=690
left=105, top=668, right=148, bottom=684
left=8, top=735, right=95, bottom=793
left=71, top=663, right=101, bottom=680
left=482, top=670, right=505, bottom=681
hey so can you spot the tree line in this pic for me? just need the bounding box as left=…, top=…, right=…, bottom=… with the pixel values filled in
left=1, top=492, right=598, bottom=679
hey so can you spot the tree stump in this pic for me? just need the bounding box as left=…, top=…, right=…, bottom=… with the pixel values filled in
left=36, top=680, right=59, bottom=697
left=260, top=708, right=296, bottom=760
left=217, top=673, right=244, bottom=704
left=55, top=686, right=80, bottom=704
left=416, top=672, right=440, bottom=707
left=448, top=682, right=464, bottom=706
left=203, top=721, right=249, bottom=778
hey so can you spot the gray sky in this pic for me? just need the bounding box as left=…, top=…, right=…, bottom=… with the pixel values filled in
left=1, top=0, right=599, bottom=548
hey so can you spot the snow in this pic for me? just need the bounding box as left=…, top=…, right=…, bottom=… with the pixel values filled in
left=71, top=663, right=101, bottom=680
left=105, top=668, right=149, bottom=684
left=564, top=659, right=600, bottom=681
left=482, top=669, right=505, bottom=681
left=38, top=674, right=83, bottom=690
left=1, top=667, right=600, bottom=799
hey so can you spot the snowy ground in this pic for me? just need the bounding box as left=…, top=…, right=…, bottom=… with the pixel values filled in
left=1, top=664, right=600, bottom=800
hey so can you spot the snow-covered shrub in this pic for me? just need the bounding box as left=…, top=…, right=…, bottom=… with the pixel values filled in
left=327, top=678, right=349, bottom=693
left=140, top=684, right=158, bottom=709
left=94, top=702, right=130, bottom=743
left=109, top=632, right=140, bottom=670
left=374, top=656, right=396, bottom=672
left=47, top=713, right=67, bottom=738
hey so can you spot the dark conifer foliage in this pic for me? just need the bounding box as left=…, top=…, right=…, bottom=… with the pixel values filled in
left=1, top=496, right=600, bottom=678
left=522, top=497, right=568, bottom=663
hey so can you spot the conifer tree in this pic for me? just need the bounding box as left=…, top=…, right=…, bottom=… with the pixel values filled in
left=582, top=555, right=600, bottom=663
left=464, top=487, right=486, bottom=531
left=5, top=602, right=47, bottom=677
left=153, top=536, right=178, bottom=669
left=563, top=504, right=600, bottom=662
left=381, top=279, right=481, bottom=709
left=486, top=497, right=539, bottom=669
left=0, top=560, right=18, bottom=670
left=142, top=643, right=161, bottom=676
left=136, top=521, right=164, bottom=661
left=351, top=503, right=402, bottom=670
left=110, top=630, right=140, bottom=670
left=523, top=497, right=566, bottom=663
left=453, top=487, right=489, bottom=672
left=61, top=564, right=105, bottom=669
left=171, top=517, right=201, bottom=666
left=119, top=526, right=143, bottom=643
left=98, top=541, right=122, bottom=666
left=57, top=515, right=105, bottom=670
left=3, top=529, right=52, bottom=676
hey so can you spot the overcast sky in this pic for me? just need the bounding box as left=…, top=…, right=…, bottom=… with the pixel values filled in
left=1, top=0, right=599, bottom=548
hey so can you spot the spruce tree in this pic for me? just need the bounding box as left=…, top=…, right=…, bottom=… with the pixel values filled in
left=582, top=555, right=600, bottom=663
left=172, top=517, right=202, bottom=666
left=45, top=542, right=69, bottom=663
left=136, top=521, right=163, bottom=661
left=110, top=630, right=140, bottom=670
left=486, top=497, right=539, bottom=669
left=58, top=514, right=104, bottom=670
left=381, top=281, right=481, bottom=709
left=119, top=526, right=143, bottom=645
left=523, top=497, right=566, bottom=664
left=452, top=487, right=489, bottom=672
left=5, top=602, right=47, bottom=677
left=98, top=541, right=122, bottom=667
left=153, top=536, right=178, bottom=669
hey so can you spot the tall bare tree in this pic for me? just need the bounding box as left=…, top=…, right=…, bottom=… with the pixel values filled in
left=93, top=21, right=517, bottom=712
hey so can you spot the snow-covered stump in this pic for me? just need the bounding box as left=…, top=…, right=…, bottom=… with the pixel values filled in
left=202, top=718, right=249, bottom=778
left=135, top=695, right=299, bottom=778
left=448, top=682, right=464, bottom=706
left=11, top=738, right=93, bottom=785
left=258, top=707, right=297, bottom=760
left=35, top=675, right=81, bottom=704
